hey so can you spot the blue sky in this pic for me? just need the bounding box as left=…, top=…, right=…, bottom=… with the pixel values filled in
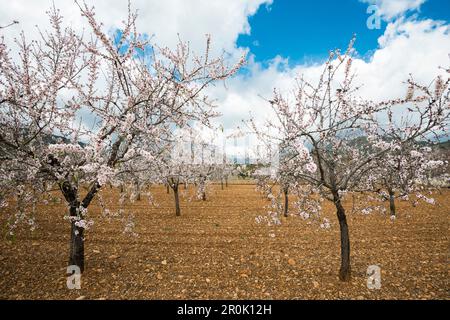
left=238, top=0, right=450, bottom=65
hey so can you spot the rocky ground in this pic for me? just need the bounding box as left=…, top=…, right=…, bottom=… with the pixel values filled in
left=0, top=184, right=448, bottom=300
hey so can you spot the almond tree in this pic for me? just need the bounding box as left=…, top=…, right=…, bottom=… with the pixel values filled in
left=154, top=138, right=193, bottom=217
left=192, top=148, right=218, bottom=202
left=154, top=124, right=222, bottom=214
left=161, top=163, right=189, bottom=217
left=0, top=2, right=243, bottom=272
left=1, top=7, right=89, bottom=237
left=361, top=67, right=450, bottom=218
left=252, top=38, right=449, bottom=281
left=217, top=150, right=233, bottom=189
left=361, top=141, right=447, bottom=218
left=252, top=139, right=316, bottom=218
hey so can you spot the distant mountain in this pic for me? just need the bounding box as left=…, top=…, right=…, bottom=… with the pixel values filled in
left=42, top=134, right=87, bottom=148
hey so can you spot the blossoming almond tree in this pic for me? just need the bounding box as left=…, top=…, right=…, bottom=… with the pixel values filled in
left=251, top=137, right=317, bottom=219
left=0, top=6, right=90, bottom=235
left=218, top=162, right=233, bottom=189
left=154, top=138, right=193, bottom=217
left=361, top=142, right=447, bottom=218
left=354, top=65, right=449, bottom=218
left=142, top=124, right=223, bottom=217
left=0, top=2, right=244, bottom=272
left=192, top=139, right=220, bottom=202
left=252, top=38, right=449, bottom=281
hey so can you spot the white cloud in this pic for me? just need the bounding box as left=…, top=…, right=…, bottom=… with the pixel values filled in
left=210, top=17, right=450, bottom=131
left=357, top=18, right=449, bottom=100
left=0, top=0, right=271, bottom=60
left=1, top=0, right=449, bottom=137
left=360, top=0, right=427, bottom=20
left=0, top=0, right=271, bottom=134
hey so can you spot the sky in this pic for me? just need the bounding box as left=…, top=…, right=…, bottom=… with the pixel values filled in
left=237, top=0, right=450, bottom=65
left=1, top=0, right=449, bottom=158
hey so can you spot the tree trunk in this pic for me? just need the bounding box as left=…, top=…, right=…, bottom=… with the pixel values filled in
left=225, top=176, right=228, bottom=188
left=388, top=189, right=396, bottom=217
left=166, top=184, right=170, bottom=194
left=200, top=178, right=207, bottom=201
left=135, top=181, right=141, bottom=201
left=60, top=180, right=100, bottom=275
left=283, top=186, right=289, bottom=217
left=333, top=192, right=351, bottom=281
left=68, top=204, right=84, bottom=273
left=221, top=178, right=224, bottom=190
left=173, top=185, right=181, bottom=216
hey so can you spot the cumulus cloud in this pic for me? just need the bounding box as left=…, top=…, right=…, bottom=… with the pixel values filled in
left=1, top=0, right=449, bottom=137
left=210, top=16, right=450, bottom=132
left=356, top=18, right=449, bottom=100
left=360, top=0, right=427, bottom=20
left=0, top=0, right=271, bottom=134
left=0, top=0, right=271, bottom=60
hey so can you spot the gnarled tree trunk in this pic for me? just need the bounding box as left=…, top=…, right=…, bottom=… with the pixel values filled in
left=173, top=184, right=181, bottom=216
left=60, top=181, right=85, bottom=273
left=69, top=204, right=84, bottom=272
left=199, top=177, right=207, bottom=201
left=388, top=188, right=396, bottom=217
left=283, top=186, right=289, bottom=217
left=333, top=191, right=351, bottom=281
left=134, top=180, right=141, bottom=201
left=61, top=181, right=99, bottom=274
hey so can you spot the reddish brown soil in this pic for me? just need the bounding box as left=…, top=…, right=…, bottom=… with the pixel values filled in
left=0, top=184, right=448, bottom=300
